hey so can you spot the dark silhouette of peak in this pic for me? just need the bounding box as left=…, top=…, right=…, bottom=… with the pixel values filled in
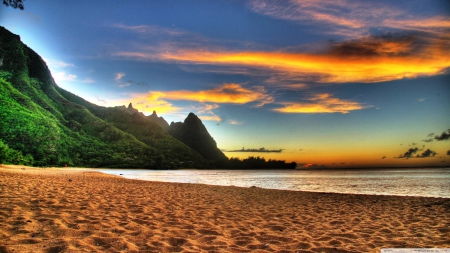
left=122, top=103, right=139, bottom=115
left=169, top=113, right=228, bottom=165
left=147, top=110, right=169, bottom=130
left=185, top=112, right=202, bottom=124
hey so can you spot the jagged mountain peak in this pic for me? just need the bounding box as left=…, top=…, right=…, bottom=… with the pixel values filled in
left=185, top=112, right=202, bottom=124
left=147, top=110, right=169, bottom=130
left=169, top=113, right=227, bottom=163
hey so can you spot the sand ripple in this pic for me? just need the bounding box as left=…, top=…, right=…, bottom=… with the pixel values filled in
left=1, top=165, right=449, bottom=252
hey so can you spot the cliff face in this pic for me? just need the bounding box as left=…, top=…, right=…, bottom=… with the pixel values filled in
left=169, top=113, right=228, bottom=164
left=0, top=26, right=207, bottom=169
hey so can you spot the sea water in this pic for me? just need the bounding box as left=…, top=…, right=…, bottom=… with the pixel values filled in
left=96, top=168, right=450, bottom=198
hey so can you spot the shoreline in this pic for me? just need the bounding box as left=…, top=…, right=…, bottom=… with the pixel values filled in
left=93, top=167, right=450, bottom=199
left=1, top=165, right=449, bottom=252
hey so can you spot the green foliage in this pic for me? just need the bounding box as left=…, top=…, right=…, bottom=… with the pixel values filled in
left=3, top=0, right=25, bottom=10
left=0, top=26, right=210, bottom=168
left=0, top=139, right=33, bottom=165
left=0, top=71, right=12, bottom=80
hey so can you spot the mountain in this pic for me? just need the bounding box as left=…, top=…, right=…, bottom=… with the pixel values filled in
left=169, top=113, right=228, bottom=166
left=0, top=26, right=296, bottom=170
left=0, top=26, right=208, bottom=169
left=148, top=110, right=170, bottom=130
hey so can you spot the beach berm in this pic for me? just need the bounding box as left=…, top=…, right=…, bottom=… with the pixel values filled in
left=1, top=165, right=449, bottom=252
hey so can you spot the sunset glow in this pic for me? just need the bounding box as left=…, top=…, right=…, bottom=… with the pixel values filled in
left=3, top=0, right=448, bottom=167
left=273, top=94, right=367, bottom=114
left=155, top=45, right=450, bottom=83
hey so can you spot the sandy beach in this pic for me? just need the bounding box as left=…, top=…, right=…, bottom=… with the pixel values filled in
left=0, top=165, right=449, bottom=253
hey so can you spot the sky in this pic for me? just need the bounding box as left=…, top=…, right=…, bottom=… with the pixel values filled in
left=1, top=0, right=449, bottom=168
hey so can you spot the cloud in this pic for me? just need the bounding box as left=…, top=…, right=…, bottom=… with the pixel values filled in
left=115, top=72, right=126, bottom=81
left=113, top=93, right=182, bottom=115
left=229, top=120, right=244, bottom=125
left=249, top=0, right=371, bottom=34
left=45, top=59, right=77, bottom=83
left=326, top=35, right=416, bottom=57
left=53, top=71, right=77, bottom=82
left=44, top=59, right=75, bottom=68
left=83, top=78, right=95, bottom=83
left=148, top=83, right=274, bottom=106
left=115, top=73, right=133, bottom=88
left=140, top=35, right=449, bottom=83
left=118, top=81, right=131, bottom=88
left=113, top=23, right=188, bottom=37
left=384, top=16, right=450, bottom=37
left=382, top=156, right=386, bottom=159
left=249, top=0, right=450, bottom=37
left=396, top=147, right=438, bottom=159
left=447, top=150, right=450, bottom=156
left=109, top=83, right=273, bottom=116
left=422, top=138, right=433, bottom=143
left=196, top=103, right=219, bottom=114
left=194, top=103, right=221, bottom=122
left=300, top=163, right=327, bottom=169
left=199, top=115, right=221, bottom=122
left=396, top=147, right=419, bottom=159
left=110, top=2, right=449, bottom=89
left=427, top=133, right=435, bottom=137
left=416, top=149, right=437, bottom=158
left=272, top=93, right=368, bottom=114
left=435, top=129, right=450, bottom=141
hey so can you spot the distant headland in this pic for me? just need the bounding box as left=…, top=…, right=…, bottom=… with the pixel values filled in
left=227, top=147, right=283, bottom=153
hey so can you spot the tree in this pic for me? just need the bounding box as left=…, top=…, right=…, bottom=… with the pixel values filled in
left=0, top=140, right=8, bottom=163
left=3, top=0, right=24, bottom=10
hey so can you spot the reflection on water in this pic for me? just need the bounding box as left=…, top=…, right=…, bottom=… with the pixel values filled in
left=96, top=168, right=450, bottom=198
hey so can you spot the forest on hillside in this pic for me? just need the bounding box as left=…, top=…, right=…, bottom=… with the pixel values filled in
left=0, top=26, right=296, bottom=170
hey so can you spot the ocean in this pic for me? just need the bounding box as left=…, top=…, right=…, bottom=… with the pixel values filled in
left=96, top=168, right=450, bottom=198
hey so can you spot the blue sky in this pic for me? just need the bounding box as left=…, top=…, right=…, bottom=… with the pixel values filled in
left=1, top=0, right=449, bottom=167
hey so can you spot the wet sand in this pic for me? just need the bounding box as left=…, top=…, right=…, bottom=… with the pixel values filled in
left=1, top=165, right=449, bottom=252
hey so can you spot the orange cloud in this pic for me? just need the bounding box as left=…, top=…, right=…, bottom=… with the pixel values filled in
left=229, top=120, right=244, bottom=125
left=157, top=43, right=449, bottom=83
left=273, top=93, right=367, bottom=114
left=151, top=83, right=274, bottom=106
left=109, top=84, right=273, bottom=117
left=199, top=115, right=221, bottom=122
left=113, top=92, right=182, bottom=115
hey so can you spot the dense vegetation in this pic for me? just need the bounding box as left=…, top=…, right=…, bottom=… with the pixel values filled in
left=0, top=26, right=296, bottom=169
left=226, top=156, right=297, bottom=169
left=0, top=26, right=207, bottom=169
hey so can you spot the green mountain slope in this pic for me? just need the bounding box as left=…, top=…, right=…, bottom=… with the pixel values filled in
left=0, top=26, right=207, bottom=169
